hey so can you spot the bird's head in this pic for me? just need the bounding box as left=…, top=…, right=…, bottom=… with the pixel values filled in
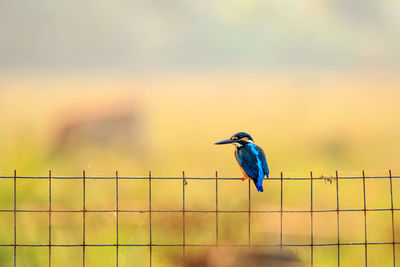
left=215, top=132, right=254, bottom=147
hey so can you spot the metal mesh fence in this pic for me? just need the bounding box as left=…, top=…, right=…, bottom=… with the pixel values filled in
left=0, top=170, right=398, bottom=266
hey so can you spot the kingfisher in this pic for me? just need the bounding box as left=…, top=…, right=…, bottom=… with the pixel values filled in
left=215, top=132, right=269, bottom=192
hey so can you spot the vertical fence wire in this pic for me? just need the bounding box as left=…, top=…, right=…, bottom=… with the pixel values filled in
left=310, top=171, right=314, bottom=267
left=248, top=179, right=251, bottom=246
left=116, top=171, right=119, bottom=267
left=336, top=170, right=340, bottom=267
left=215, top=171, right=219, bottom=247
left=149, top=171, right=152, bottom=267
left=362, top=170, right=367, bottom=267
left=82, top=170, right=86, bottom=267
left=48, top=170, right=52, bottom=267
left=182, top=171, right=186, bottom=266
left=280, top=171, right=283, bottom=250
left=13, top=170, right=16, bottom=267
left=389, top=170, right=396, bottom=266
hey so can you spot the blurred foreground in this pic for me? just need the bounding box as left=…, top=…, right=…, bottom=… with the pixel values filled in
left=182, top=248, right=300, bottom=267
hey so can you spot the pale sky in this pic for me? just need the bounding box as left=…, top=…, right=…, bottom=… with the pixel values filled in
left=0, top=0, right=399, bottom=72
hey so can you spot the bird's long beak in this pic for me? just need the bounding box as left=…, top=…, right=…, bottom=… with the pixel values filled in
left=215, top=138, right=234, bottom=145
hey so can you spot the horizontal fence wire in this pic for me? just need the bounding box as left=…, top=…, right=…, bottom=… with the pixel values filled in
left=1, top=176, right=400, bottom=179
left=1, top=170, right=398, bottom=267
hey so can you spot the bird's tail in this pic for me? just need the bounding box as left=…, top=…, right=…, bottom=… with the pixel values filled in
left=254, top=179, right=264, bottom=192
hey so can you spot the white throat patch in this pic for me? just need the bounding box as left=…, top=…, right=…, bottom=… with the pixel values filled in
left=232, top=142, right=242, bottom=147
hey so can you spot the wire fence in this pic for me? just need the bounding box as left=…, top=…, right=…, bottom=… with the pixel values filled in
left=0, top=170, right=399, bottom=266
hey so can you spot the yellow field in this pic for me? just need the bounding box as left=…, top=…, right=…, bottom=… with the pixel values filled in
left=0, top=72, right=399, bottom=266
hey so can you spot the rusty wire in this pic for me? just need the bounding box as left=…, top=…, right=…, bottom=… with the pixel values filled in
left=0, top=170, right=399, bottom=267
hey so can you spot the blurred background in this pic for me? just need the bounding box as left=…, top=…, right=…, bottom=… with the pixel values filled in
left=1, top=0, right=400, bottom=266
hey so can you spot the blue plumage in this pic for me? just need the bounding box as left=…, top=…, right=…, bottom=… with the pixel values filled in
left=215, top=132, right=269, bottom=192
left=235, top=142, right=269, bottom=192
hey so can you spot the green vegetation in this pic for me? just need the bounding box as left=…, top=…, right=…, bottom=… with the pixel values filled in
left=1, top=73, right=399, bottom=266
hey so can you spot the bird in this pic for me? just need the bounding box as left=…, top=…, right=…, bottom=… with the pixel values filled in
left=215, top=132, right=269, bottom=192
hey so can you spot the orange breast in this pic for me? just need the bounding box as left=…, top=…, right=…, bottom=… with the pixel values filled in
left=238, top=164, right=250, bottom=179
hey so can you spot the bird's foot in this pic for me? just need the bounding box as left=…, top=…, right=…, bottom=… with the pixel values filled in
left=241, top=177, right=245, bottom=181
